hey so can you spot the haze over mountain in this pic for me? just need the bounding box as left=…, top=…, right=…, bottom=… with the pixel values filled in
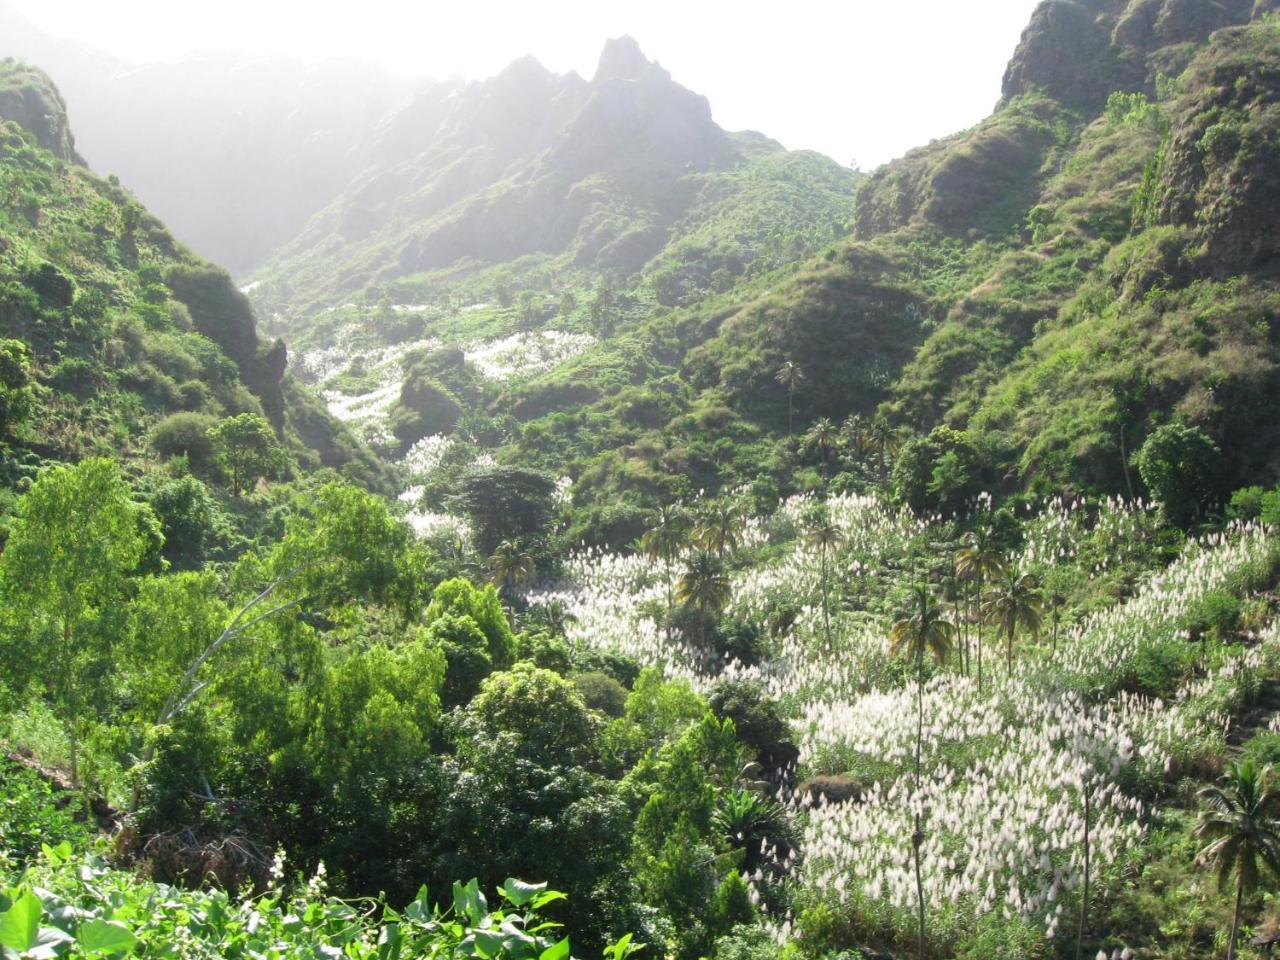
left=4, top=4, right=1280, bottom=960
left=0, top=0, right=416, bottom=275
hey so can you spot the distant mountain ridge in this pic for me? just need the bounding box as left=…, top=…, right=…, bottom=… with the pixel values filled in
left=253, top=36, right=833, bottom=318
left=0, top=0, right=417, bottom=276
left=0, top=60, right=390, bottom=489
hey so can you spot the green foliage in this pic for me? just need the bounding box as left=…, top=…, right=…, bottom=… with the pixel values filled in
left=207, top=413, right=288, bottom=495
left=573, top=672, right=629, bottom=718
left=448, top=466, right=556, bottom=557
left=0, top=765, right=90, bottom=867
left=426, top=578, right=517, bottom=669
left=427, top=612, right=494, bottom=710
left=0, top=459, right=152, bottom=786
left=0, top=841, right=616, bottom=960
left=1135, top=422, right=1223, bottom=527
left=467, top=664, right=597, bottom=766
left=0, top=339, right=33, bottom=435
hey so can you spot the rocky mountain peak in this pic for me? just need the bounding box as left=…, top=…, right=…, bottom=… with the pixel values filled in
left=593, top=35, right=663, bottom=84
left=0, top=60, right=81, bottom=162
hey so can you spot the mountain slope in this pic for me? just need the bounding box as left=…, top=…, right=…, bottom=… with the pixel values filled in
left=0, top=61, right=389, bottom=490
left=480, top=0, right=1280, bottom=534
left=0, top=1, right=418, bottom=276
left=253, top=37, right=859, bottom=321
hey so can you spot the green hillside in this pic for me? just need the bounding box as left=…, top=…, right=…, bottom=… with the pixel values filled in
left=0, top=58, right=392, bottom=521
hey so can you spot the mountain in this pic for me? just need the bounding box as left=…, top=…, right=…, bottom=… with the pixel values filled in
left=0, top=1, right=418, bottom=276
left=390, top=0, right=1278, bottom=541
left=252, top=36, right=856, bottom=320
left=0, top=60, right=388, bottom=491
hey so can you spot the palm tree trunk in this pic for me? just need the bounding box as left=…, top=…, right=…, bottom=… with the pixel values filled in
left=665, top=553, right=675, bottom=644
left=914, top=653, right=926, bottom=960
left=1006, top=624, right=1014, bottom=674
left=1228, top=871, right=1244, bottom=960
left=1075, top=782, right=1091, bottom=960
left=821, top=547, right=831, bottom=647
left=975, top=579, right=984, bottom=691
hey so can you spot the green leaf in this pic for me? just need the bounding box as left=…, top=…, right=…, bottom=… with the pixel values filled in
left=539, top=937, right=571, bottom=960
left=529, top=891, right=567, bottom=911
left=0, top=890, right=42, bottom=952
left=499, top=879, right=546, bottom=908
left=40, top=842, right=72, bottom=866
left=377, top=921, right=402, bottom=960
left=78, top=919, right=139, bottom=956
left=451, top=879, right=486, bottom=927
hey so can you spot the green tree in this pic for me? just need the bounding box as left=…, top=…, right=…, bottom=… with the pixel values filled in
left=955, top=528, right=1005, bottom=689
left=0, top=338, right=35, bottom=435
left=677, top=550, right=732, bottom=623
left=802, top=417, right=840, bottom=475
left=207, top=413, right=286, bottom=495
left=448, top=466, right=555, bottom=557
left=889, top=583, right=954, bottom=960
left=1195, top=758, right=1280, bottom=960
left=424, top=612, right=493, bottom=709
left=803, top=506, right=843, bottom=647
left=425, top=578, right=517, bottom=669
left=589, top=286, right=616, bottom=337
left=694, top=500, right=743, bottom=558
left=982, top=568, right=1043, bottom=673
left=1135, top=421, right=1224, bottom=527
left=468, top=662, right=597, bottom=766
left=641, top=504, right=692, bottom=643
left=486, top=540, right=535, bottom=600
left=0, top=459, right=151, bottom=787
left=774, top=360, right=804, bottom=440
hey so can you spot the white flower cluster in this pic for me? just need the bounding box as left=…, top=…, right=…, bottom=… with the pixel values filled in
left=464, top=330, right=596, bottom=381
left=529, top=492, right=1279, bottom=946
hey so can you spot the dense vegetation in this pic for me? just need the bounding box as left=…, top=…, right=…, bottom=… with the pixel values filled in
left=4, top=1, right=1280, bottom=958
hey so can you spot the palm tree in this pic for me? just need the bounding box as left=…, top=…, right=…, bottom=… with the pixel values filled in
left=954, top=528, right=1005, bottom=689
left=775, top=360, right=805, bottom=440
left=840, top=413, right=869, bottom=462
left=676, top=549, right=732, bottom=621
left=487, top=540, right=535, bottom=599
left=1047, top=586, right=1066, bottom=658
left=1195, top=758, right=1280, bottom=960
left=804, top=507, right=843, bottom=647
left=982, top=568, right=1043, bottom=673
left=641, top=504, right=691, bottom=642
left=864, top=416, right=901, bottom=478
left=889, top=583, right=955, bottom=960
left=802, top=418, right=841, bottom=476
left=523, top=600, right=576, bottom=638
left=694, top=500, right=742, bottom=559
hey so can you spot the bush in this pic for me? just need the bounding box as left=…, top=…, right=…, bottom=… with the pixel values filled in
left=574, top=671, right=629, bottom=717
left=1134, top=422, right=1223, bottom=527
left=150, top=412, right=218, bottom=473
left=0, top=763, right=91, bottom=866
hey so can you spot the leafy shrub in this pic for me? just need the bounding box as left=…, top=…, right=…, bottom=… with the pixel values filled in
left=150, top=412, right=218, bottom=473
left=574, top=671, right=629, bottom=718
left=0, top=764, right=90, bottom=867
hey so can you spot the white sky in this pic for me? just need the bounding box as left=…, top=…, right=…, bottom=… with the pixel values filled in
left=6, top=0, right=1043, bottom=168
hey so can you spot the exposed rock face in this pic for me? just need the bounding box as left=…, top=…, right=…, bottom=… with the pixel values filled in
left=1156, top=24, right=1280, bottom=276
left=164, top=265, right=287, bottom=428
left=593, top=35, right=652, bottom=83
left=1002, top=0, right=1134, bottom=109
left=0, top=60, right=80, bottom=162
left=1001, top=0, right=1255, bottom=110
left=398, top=37, right=733, bottom=275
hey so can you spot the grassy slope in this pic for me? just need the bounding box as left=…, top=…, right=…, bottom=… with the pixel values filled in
left=0, top=61, right=392, bottom=497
